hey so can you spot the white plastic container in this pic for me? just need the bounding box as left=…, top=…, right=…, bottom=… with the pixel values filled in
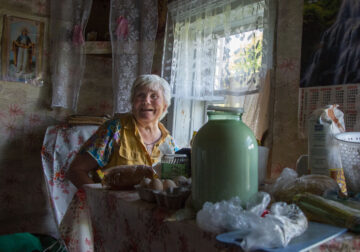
left=307, top=105, right=344, bottom=176
left=258, top=146, right=269, bottom=184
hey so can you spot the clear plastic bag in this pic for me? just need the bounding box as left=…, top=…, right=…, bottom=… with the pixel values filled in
left=268, top=168, right=341, bottom=203
left=308, top=105, right=345, bottom=176
left=196, top=192, right=308, bottom=250
left=241, top=202, right=308, bottom=250
left=196, top=192, right=270, bottom=233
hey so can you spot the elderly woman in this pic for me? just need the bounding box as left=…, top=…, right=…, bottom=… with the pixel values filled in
left=67, top=74, right=177, bottom=188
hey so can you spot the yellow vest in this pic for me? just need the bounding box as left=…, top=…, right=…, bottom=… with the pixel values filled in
left=103, top=114, right=173, bottom=169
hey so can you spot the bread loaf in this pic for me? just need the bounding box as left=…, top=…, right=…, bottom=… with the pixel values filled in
left=272, top=174, right=340, bottom=203
left=103, top=165, right=154, bottom=189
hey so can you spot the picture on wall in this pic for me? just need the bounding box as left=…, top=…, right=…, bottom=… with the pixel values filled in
left=1, top=15, right=44, bottom=83
left=300, top=0, right=359, bottom=87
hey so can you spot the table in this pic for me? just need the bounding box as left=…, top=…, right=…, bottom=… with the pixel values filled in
left=83, top=184, right=239, bottom=252
left=81, top=184, right=360, bottom=252
left=41, top=124, right=237, bottom=252
left=41, top=125, right=360, bottom=251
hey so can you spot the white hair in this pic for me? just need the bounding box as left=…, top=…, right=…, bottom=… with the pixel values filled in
left=130, top=74, right=171, bottom=119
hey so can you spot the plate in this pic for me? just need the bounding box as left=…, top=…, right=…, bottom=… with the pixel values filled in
left=216, top=222, right=347, bottom=252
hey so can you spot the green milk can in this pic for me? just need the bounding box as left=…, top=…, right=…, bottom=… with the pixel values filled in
left=191, top=106, right=258, bottom=210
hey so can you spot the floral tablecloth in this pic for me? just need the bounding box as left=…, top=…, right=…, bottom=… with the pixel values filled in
left=41, top=124, right=99, bottom=225
left=83, top=184, right=241, bottom=252
left=41, top=124, right=99, bottom=251
left=82, top=184, right=360, bottom=252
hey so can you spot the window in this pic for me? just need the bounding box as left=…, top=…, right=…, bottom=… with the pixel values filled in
left=162, top=0, right=276, bottom=147
left=213, top=30, right=264, bottom=110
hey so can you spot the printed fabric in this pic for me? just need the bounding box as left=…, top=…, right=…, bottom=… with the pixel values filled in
left=81, top=113, right=178, bottom=168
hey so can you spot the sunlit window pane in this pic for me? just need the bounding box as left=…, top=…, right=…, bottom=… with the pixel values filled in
left=214, top=29, right=263, bottom=93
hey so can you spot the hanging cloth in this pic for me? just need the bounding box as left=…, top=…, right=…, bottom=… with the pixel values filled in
left=109, top=0, right=158, bottom=113
left=50, top=0, right=93, bottom=112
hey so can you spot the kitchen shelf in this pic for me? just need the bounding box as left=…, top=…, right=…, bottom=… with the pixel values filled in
left=84, top=41, right=112, bottom=54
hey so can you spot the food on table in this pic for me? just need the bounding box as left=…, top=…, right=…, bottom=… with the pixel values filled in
left=102, top=165, right=154, bottom=189
left=135, top=177, right=191, bottom=209
left=294, top=192, right=360, bottom=232
left=163, top=179, right=177, bottom=191
left=173, top=175, right=190, bottom=186
left=271, top=174, right=341, bottom=203
left=140, top=178, right=182, bottom=191
left=149, top=178, right=164, bottom=191
left=140, top=177, right=151, bottom=188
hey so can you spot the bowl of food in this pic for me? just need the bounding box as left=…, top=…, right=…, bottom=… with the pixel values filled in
left=135, top=176, right=191, bottom=209
left=134, top=184, right=156, bottom=202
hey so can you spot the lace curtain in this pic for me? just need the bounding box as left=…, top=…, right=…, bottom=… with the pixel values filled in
left=50, top=0, right=158, bottom=113
left=50, top=0, right=92, bottom=111
left=162, top=0, right=276, bottom=145
left=110, top=0, right=158, bottom=113
left=162, top=0, right=274, bottom=102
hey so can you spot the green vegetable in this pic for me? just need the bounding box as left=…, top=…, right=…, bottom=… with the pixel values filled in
left=293, top=193, right=360, bottom=232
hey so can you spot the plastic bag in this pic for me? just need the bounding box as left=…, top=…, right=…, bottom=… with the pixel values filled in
left=308, top=104, right=346, bottom=193
left=196, top=192, right=308, bottom=250
left=241, top=202, right=308, bottom=250
left=268, top=168, right=341, bottom=203
left=196, top=192, right=271, bottom=233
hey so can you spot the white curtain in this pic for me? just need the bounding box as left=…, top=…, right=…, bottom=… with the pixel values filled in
left=50, top=0, right=92, bottom=112
left=162, top=0, right=276, bottom=144
left=110, top=0, right=158, bottom=113
left=50, top=0, right=158, bottom=114
left=163, top=0, right=274, bottom=102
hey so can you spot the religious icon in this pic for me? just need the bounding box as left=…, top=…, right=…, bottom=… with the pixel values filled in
left=1, top=15, right=45, bottom=83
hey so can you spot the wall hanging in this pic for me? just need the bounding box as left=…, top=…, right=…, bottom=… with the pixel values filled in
left=1, top=15, right=45, bottom=86
left=109, top=0, right=158, bottom=113
left=50, top=0, right=93, bottom=112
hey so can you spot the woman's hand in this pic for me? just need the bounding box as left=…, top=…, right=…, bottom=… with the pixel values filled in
left=66, top=152, right=99, bottom=188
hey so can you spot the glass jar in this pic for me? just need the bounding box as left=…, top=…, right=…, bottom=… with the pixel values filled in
left=191, top=106, right=258, bottom=210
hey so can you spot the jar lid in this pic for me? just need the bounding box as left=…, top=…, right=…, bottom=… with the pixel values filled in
left=207, top=105, right=243, bottom=114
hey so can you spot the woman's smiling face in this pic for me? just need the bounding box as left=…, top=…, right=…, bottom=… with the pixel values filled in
left=132, top=85, right=168, bottom=125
